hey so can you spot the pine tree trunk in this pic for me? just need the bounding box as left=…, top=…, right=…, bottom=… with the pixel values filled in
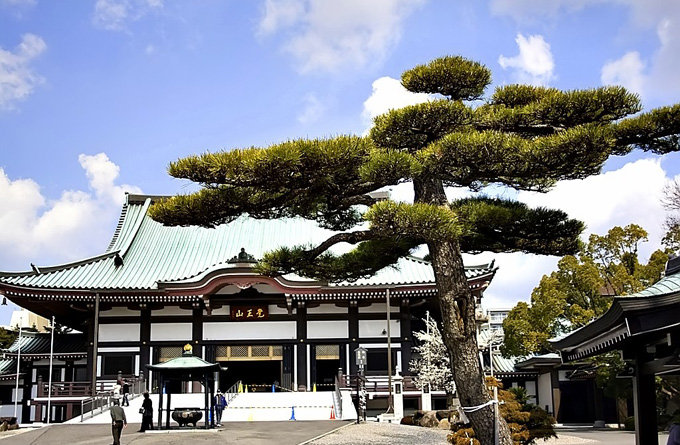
left=415, top=177, right=512, bottom=445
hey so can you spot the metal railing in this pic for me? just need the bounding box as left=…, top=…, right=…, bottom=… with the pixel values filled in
left=80, top=391, right=113, bottom=422
left=224, top=380, right=241, bottom=405
left=333, top=375, right=343, bottom=420
left=337, top=373, right=418, bottom=393
left=78, top=376, right=145, bottom=422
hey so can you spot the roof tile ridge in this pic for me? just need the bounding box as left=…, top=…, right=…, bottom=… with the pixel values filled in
left=0, top=251, right=118, bottom=277
left=117, top=197, right=153, bottom=259
left=106, top=199, right=129, bottom=252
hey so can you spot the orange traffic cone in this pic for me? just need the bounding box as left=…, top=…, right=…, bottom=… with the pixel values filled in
left=330, top=405, right=336, bottom=420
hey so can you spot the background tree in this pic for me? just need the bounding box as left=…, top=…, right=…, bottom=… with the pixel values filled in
left=0, top=327, right=17, bottom=349
left=410, top=315, right=456, bottom=395
left=502, top=224, right=668, bottom=357
left=663, top=179, right=680, bottom=251
left=150, top=56, right=680, bottom=444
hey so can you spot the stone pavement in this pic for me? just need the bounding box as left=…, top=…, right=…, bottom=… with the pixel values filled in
left=0, top=421, right=346, bottom=445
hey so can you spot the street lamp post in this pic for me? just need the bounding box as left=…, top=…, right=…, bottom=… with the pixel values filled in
left=355, top=347, right=367, bottom=424
left=46, top=315, right=55, bottom=425
left=385, top=288, right=393, bottom=414
left=13, top=323, right=22, bottom=419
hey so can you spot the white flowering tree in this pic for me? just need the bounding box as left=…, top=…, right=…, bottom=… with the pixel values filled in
left=410, top=316, right=456, bottom=395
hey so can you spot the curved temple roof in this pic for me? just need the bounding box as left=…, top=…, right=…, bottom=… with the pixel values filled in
left=0, top=194, right=497, bottom=293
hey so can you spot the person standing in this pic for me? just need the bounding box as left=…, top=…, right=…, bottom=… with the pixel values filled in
left=122, top=380, right=130, bottom=407
left=139, top=392, right=153, bottom=432
left=110, top=399, right=127, bottom=445
left=112, top=379, right=122, bottom=405
left=214, top=389, right=226, bottom=427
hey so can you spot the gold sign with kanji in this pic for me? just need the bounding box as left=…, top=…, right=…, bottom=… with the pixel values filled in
left=230, top=305, right=268, bottom=321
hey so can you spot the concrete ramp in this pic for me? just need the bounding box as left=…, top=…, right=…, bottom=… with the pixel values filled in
left=67, top=390, right=356, bottom=424
left=222, top=392, right=347, bottom=422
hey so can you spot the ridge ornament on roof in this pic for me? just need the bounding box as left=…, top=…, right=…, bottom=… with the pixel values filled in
left=228, top=248, right=257, bottom=264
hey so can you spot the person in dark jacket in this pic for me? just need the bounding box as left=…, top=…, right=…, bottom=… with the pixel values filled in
left=139, top=392, right=153, bottom=432
left=122, top=380, right=130, bottom=406
left=110, top=398, right=127, bottom=445
left=214, top=389, right=226, bottom=426
left=669, top=419, right=680, bottom=445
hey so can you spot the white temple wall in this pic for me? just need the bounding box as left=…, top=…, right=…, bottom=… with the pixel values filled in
left=152, top=307, right=191, bottom=316
left=99, top=324, right=140, bottom=342
left=537, top=372, right=553, bottom=412
left=203, top=321, right=296, bottom=341
left=269, top=304, right=291, bottom=314
left=359, top=320, right=400, bottom=338
left=150, top=323, right=191, bottom=341
left=360, top=303, right=388, bottom=313
left=100, top=307, right=139, bottom=317
left=307, top=304, right=347, bottom=314
left=307, top=320, right=348, bottom=339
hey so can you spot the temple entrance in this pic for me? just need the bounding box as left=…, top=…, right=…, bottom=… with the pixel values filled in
left=314, top=345, right=341, bottom=390
left=216, top=345, right=283, bottom=390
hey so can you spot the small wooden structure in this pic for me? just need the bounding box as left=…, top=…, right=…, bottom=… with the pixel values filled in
left=552, top=257, right=680, bottom=445
left=146, top=344, right=222, bottom=429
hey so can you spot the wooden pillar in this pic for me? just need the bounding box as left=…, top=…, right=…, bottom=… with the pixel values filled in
left=633, top=366, right=658, bottom=445
left=296, top=301, right=307, bottom=390
left=85, top=312, right=96, bottom=394
left=400, top=299, right=412, bottom=375
left=282, top=345, right=293, bottom=390
left=140, top=307, right=151, bottom=381
left=204, top=375, right=209, bottom=429
left=21, top=361, right=32, bottom=423
left=349, top=300, right=359, bottom=375
left=165, top=390, right=171, bottom=429
left=192, top=304, right=203, bottom=354
left=157, top=376, right=163, bottom=429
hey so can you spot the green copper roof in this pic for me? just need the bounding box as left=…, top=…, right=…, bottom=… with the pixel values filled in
left=0, top=194, right=496, bottom=292
left=146, top=354, right=221, bottom=372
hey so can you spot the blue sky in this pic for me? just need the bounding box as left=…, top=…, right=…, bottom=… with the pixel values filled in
left=1, top=0, right=679, bottom=324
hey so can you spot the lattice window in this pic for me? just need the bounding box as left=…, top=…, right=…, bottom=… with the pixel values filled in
left=271, top=346, right=282, bottom=359
left=316, top=344, right=340, bottom=360
left=251, top=345, right=269, bottom=357
left=213, top=345, right=283, bottom=361
left=230, top=345, right=249, bottom=359
left=158, top=346, right=183, bottom=363
left=215, top=345, right=229, bottom=361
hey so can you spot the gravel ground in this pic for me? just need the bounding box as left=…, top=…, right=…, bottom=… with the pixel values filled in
left=308, top=422, right=450, bottom=444
left=307, top=423, right=601, bottom=445
left=541, top=436, right=597, bottom=444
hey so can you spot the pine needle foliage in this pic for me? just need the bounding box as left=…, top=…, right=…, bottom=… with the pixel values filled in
left=151, top=55, right=680, bottom=445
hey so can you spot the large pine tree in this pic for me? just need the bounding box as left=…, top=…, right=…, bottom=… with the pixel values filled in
left=150, top=56, right=680, bottom=444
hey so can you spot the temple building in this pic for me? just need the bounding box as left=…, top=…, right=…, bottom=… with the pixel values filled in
left=0, top=194, right=497, bottom=423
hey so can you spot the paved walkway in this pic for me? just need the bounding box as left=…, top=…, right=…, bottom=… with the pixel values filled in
left=0, top=422, right=672, bottom=444
left=0, top=421, right=346, bottom=445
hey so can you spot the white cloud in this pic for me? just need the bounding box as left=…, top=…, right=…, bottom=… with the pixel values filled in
left=601, top=51, right=645, bottom=97
left=498, top=34, right=554, bottom=86
left=92, top=0, right=163, bottom=31
left=0, top=33, right=46, bottom=110
left=297, top=92, right=324, bottom=124
left=258, top=0, right=306, bottom=36
left=0, top=153, right=141, bottom=270
left=490, top=1, right=680, bottom=100
left=362, top=76, right=432, bottom=125
left=257, top=0, right=426, bottom=73
left=474, top=157, right=673, bottom=308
